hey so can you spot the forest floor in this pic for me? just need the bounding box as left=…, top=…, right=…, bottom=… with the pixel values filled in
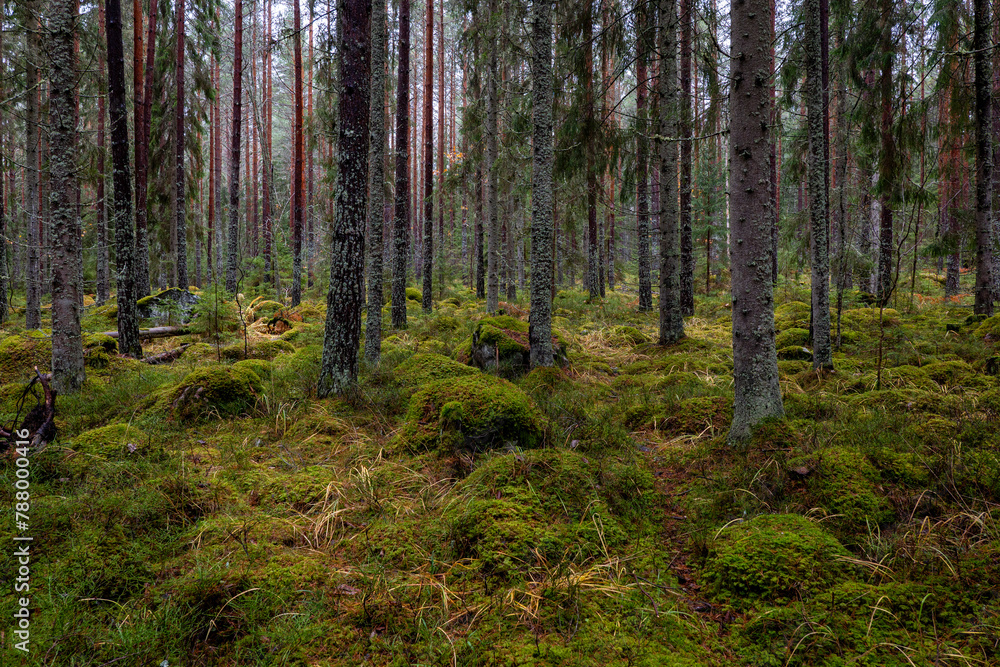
left=1, top=270, right=999, bottom=666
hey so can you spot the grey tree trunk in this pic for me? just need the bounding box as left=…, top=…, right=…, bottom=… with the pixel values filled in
left=679, top=0, right=694, bottom=316
left=291, top=0, right=304, bottom=306
left=485, top=17, right=500, bottom=314
left=476, top=165, right=485, bottom=298
left=0, top=124, right=5, bottom=325
left=421, top=0, right=434, bottom=312
left=585, top=13, right=599, bottom=300
left=658, top=0, right=684, bottom=344
left=529, top=0, right=554, bottom=367
left=225, top=0, right=243, bottom=293
left=49, top=0, right=85, bottom=393
left=391, top=0, right=410, bottom=329
left=805, top=0, right=832, bottom=369
left=974, top=0, right=995, bottom=315
left=175, top=0, right=187, bottom=289
left=25, top=0, right=41, bottom=331
left=105, top=0, right=142, bottom=358
left=876, top=0, right=895, bottom=306
left=318, top=0, right=372, bottom=397
left=636, top=0, right=652, bottom=311
left=96, top=4, right=109, bottom=305
left=727, top=0, right=784, bottom=443
left=366, top=0, right=388, bottom=365
left=135, top=0, right=156, bottom=297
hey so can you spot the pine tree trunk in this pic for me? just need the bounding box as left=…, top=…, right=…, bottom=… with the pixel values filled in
left=437, top=0, right=446, bottom=300
left=658, top=0, right=684, bottom=344
left=134, top=0, right=156, bottom=297
left=636, top=0, right=652, bottom=311
left=25, top=0, right=41, bottom=330
left=318, top=0, right=372, bottom=396
left=679, top=0, right=694, bottom=315
left=876, top=0, right=895, bottom=306
left=226, top=0, right=243, bottom=293
left=175, top=0, right=187, bottom=289
left=291, top=0, right=304, bottom=305
left=366, top=0, right=388, bottom=365
left=391, top=0, right=411, bottom=329
left=476, top=164, right=485, bottom=298
left=529, top=0, right=554, bottom=367
left=421, top=0, right=434, bottom=311
left=805, top=0, right=832, bottom=369
left=974, top=0, right=995, bottom=315
left=584, top=11, right=598, bottom=300
left=263, top=0, right=273, bottom=282
left=727, top=0, right=783, bottom=443
left=485, top=8, right=500, bottom=314
left=96, top=3, right=109, bottom=305
left=307, top=6, right=315, bottom=288
left=105, top=0, right=142, bottom=358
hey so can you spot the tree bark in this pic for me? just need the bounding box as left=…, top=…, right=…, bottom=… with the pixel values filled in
left=727, top=0, right=783, bottom=443
left=134, top=0, right=157, bottom=297
left=391, top=0, right=411, bottom=329
left=485, top=2, right=500, bottom=314
left=636, top=0, right=652, bottom=311
left=318, top=0, right=372, bottom=396
left=529, top=0, right=554, bottom=368
left=366, top=0, right=388, bottom=365
left=658, top=0, right=684, bottom=344
left=291, top=0, right=304, bottom=306
left=25, top=0, right=41, bottom=330
left=225, top=0, right=243, bottom=293
left=96, top=3, right=109, bottom=305
left=584, top=10, right=599, bottom=300
left=105, top=0, right=142, bottom=358
left=974, top=0, right=995, bottom=315
left=679, top=0, right=694, bottom=315
left=876, top=0, right=895, bottom=306
left=421, top=0, right=434, bottom=311
left=175, top=0, right=187, bottom=289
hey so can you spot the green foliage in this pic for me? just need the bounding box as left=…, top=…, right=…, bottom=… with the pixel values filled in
left=393, top=352, right=480, bottom=391
left=220, top=339, right=295, bottom=361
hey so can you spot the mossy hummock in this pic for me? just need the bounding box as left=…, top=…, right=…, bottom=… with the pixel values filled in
left=163, top=365, right=264, bottom=420
left=0, top=333, right=52, bottom=383
left=468, top=315, right=568, bottom=373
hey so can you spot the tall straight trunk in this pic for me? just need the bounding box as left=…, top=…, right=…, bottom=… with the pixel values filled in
left=584, top=11, right=599, bottom=299
left=366, top=0, right=388, bottom=365
left=50, top=0, right=85, bottom=393
left=529, top=0, right=554, bottom=367
left=658, top=0, right=684, bottom=344
left=307, top=3, right=315, bottom=288
left=105, top=0, right=142, bottom=358
left=214, top=56, right=223, bottom=281
left=476, top=164, right=485, bottom=298
left=25, top=0, right=41, bottom=330
left=437, top=0, right=445, bottom=299
left=636, top=0, right=652, bottom=311
left=391, top=0, right=411, bottom=328
left=225, top=0, right=243, bottom=292
left=318, top=0, right=372, bottom=396
left=727, top=0, right=783, bottom=443
left=175, top=0, right=187, bottom=288
left=96, top=3, right=109, bottom=304
left=207, top=55, right=215, bottom=284
left=876, top=0, right=895, bottom=306
left=974, top=0, right=994, bottom=315
left=485, top=6, right=500, bottom=313
left=263, top=0, right=273, bottom=280
left=421, top=0, right=434, bottom=311
left=135, top=0, right=156, bottom=297
left=291, top=0, right=304, bottom=305
left=679, top=0, right=694, bottom=315
left=769, top=0, right=778, bottom=285
left=805, top=0, right=832, bottom=369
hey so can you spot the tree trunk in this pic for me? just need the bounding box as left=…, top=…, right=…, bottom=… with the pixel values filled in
left=96, top=3, right=109, bottom=305
left=391, top=0, right=411, bottom=329
left=318, top=0, right=372, bottom=396
left=974, top=0, right=995, bottom=315
left=291, top=0, right=304, bottom=305
left=134, top=0, right=157, bottom=297
left=307, top=4, right=315, bottom=288
left=485, top=5, right=500, bottom=314
left=529, top=0, right=554, bottom=367
left=175, top=0, right=187, bottom=289
left=366, top=0, right=388, bottom=365
left=679, top=0, right=694, bottom=315
left=105, top=0, right=142, bottom=358
left=585, top=11, right=599, bottom=300
left=658, top=0, right=684, bottom=344
left=226, top=0, right=243, bottom=293
left=876, top=0, right=895, bottom=306
left=438, top=0, right=446, bottom=299
left=636, top=0, right=652, bottom=311
left=25, top=0, right=41, bottom=331
left=805, top=0, right=832, bottom=369
left=421, top=0, right=434, bottom=311
left=727, top=0, right=783, bottom=443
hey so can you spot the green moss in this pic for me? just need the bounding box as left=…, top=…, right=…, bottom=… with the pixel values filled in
left=607, top=325, right=649, bottom=346
left=83, top=333, right=119, bottom=353
left=921, top=359, right=988, bottom=389
left=790, top=447, right=893, bottom=535
left=395, top=374, right=546, bottom=453
left=0, top=333, right=52, bottom=383
left=974, top=313, right=1000, bottom=340
left=846, top=365, right=937, bottom=393
left=662, top=395, right=732, bottom=435
left=221, top=338, right=295, bottom=361
left=70, top=423, right=152, bottom=458
left=405, top=287, right=422, bottom=301
left=246, top=299, right=284, bottom=321
left=775, top=327, right=811, bottom=349
left=393, top=353, right=480, bottom=391
left=774, top=301, right=810, bottom=329
left=162, top=364, right=264, bottom=420
left=467, top=315, right=569, bottom=374
left=703, top=513, right=855, bottom=607
left=777, top=345, right=813, bottom=361
left=233, top=358, right=273, bottom=381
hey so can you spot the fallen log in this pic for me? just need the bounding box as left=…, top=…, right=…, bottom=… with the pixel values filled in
left=100, top=326, right=190, bottom=340
left=142, top=345, right=190, bottom=365
left=0, top=368, right=57, bottom=452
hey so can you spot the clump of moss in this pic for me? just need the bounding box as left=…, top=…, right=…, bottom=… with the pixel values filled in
left=468, top=315, right=567, bottom=374
left=163, top=365, right=264, bottom=420
left=662, top=395, right=732, bottom=435
left=0, top=333, right=52, bottom=383
left=774, top=301, right=811, bottom=330
left=974, top=313, right=1000, bottom=341
left=405, top=287, right=422, bottom=301
left=606, top=325, right=649, bottom=346
left=777, top=346, right=813, bottom=361
left=245, top=299, right=284, bottom=321
left=233, top=358, right=273, bottom=382
left=81, top=333, right=119, bottom=369
left=775, top=327, right=811, bottom=349
left=703, top=513, right=855, bottom=607
left=395, top=374, right=546, bottom=454
left=393, top=353, right=480, bottom=392
left=845, top=365, right=937, bottom=393
left=921, top=359, right=991, bottom=390
left=69, top=423, right=152, bottom=460
left=221, top=338, right=295, bottom=361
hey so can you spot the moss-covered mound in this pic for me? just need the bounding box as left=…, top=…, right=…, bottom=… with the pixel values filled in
left=69, top=423, right=151, bottom=459
left=468, top=315, right=567, bottom=374
left=81, top=333, right=119, bottom=369
left=221, top=339, right=295, bottom=361
left=233, top=358, right=273, bottom=382
left=775, top=327, right=811, bottom=349
left=395, top=374, right=546, bottom=453
left=703, top=513, right=855, bottom=607
left=774, top=301, right=810, bottom=330
left=393, top=353, right=480, bottom=392
left=606, top=325, right=649, bottom=346
left=136, top=287, right=200, bottom=320
left=446, top=449, right=654, bottom=580
left=0, top=333, right=52, bottom=383
left=163, top=365, right=264, bottom=420
left=405, top=287, right=422, bottom=301
left=845, top=364, right=937, bottom=393
left=246, top=299, right=285, bottom=321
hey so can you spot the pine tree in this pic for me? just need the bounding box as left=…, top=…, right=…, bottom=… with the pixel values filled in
left=973, top=0, right=994, bottom=315
left=658, top=0, right=684, bottom=344
left=635, top=0, right=652, bottom=311
left=24, top=0, right=41, bottom=330
left=529, top=0, right=554, bottom=368
left=391, top=0, right=411, bottom=329
left=366, top=0, right=388, bottom=365
left=421, top=0, right=434, bottom=312
left=225, top=0, right=243, bottom=293
left=175, top=0, right=187, bottom=289
left=485, top=0, right=500, bottom=314
left=291, top=0, right=304, bottom=306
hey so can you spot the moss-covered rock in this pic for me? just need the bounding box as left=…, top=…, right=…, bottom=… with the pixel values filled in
left=233, top=358, right=273, bottom=382
left=789, top=447, right=893, bottom=535
left=163, top=365, right=264, bottom=420
left=777, top=346, right=813, bottom=362
left=775, top=327, right=811, bottom=349
left=220, top=338, right=295, bottom=361
left=774, top=301, right=811, bottom=330
left=136, top=287, right=199, bottom=321
left=246, top=299, right=284, bottom=321
left=395, top=374, right=546, bottom=453
left=975, top=313, right=1000, bottom=341
left=405, top=287, right=422, bottom=301
left=468, top=315, right=568, bottom=374
left=0, top=333, right=52, bottom=383
left=703, top=513, right=855, bottom=607
left=921, top=360, right=988, bottom=389
left=69, top=423, right=151, bottom=459
left=393, top=353, right=480, bottom=392
left=607, top=325, right=649, bottom=346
